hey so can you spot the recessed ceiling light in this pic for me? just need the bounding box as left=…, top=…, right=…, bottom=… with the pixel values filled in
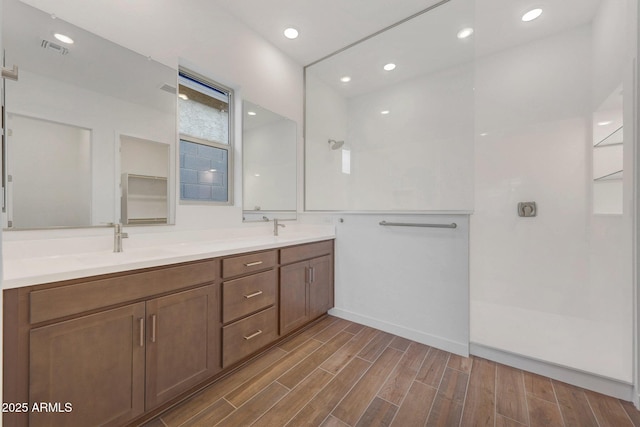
left=247, top=111, right=257, bottom=116
left=383, top=63, right=396, bottom=71
left=381, top=110, right=390, bottom=115
left=597, top=120, right=613, bottom=126
left=178, top=93, right=188, bottom=100
left=283, top=28, right=299, bottom=39
left=522, top=8, right=542, bottom=22
left=340, top=76, right=351, bottom=83
left=480, top=132, right=489, bottom=136
left=457, top=28, right=474, bottom=39
left=54, top=33, right=74, bottom=44
left=209, top=169, right=217, bottom=172
left=254, top=173, right=260, bottom=177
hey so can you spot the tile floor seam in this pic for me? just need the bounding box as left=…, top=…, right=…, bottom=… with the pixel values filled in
left=278, top=332, right=355, bottom=390
left=212, top=386, right=288, bottom=427
left=324, top=356, right=376, bottom=426
left=583, top=390, right=603, bottom=427
left=521, top=370, right=531, bottom=426
left=548, top=380, right=567, bottom=427
left=499, top=413, right=527, bottom=426
left=457, top=357, right=473, bottom=427
left=384, top=346, right=432, bottom=426
left=618, top=399, right=637, bottom=427
left=352, top=349, right=405, bottom=426
left=494, top=356, right=498, bottom=427
left=423, top=352, right=450, bottom=425
left=266, top=371, right=336, bottom=427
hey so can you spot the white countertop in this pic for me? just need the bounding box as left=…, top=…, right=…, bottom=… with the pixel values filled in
left=2, top=225, right=336, bottom=289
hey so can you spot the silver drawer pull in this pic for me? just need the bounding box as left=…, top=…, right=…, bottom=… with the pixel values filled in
left=244, top=330, right=263, bottom=340
left=244, top=290, right=263, bottom=299
left=244, top=261, right=263, bottom=267
left=138, top=318, right=145, bottom=347
left=151, top=314, right=157, bottom=343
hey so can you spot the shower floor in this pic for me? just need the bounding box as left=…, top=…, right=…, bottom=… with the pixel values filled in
left=471, top=300, right=632, bottom=383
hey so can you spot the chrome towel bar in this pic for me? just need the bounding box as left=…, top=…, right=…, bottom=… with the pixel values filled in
left=379, top=220, right=457, bottom=229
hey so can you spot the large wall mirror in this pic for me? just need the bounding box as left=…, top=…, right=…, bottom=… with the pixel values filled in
left=242, top=101, right=296, bottom=221
left=2, top=0, right=177, bottom=229
left=304, top=0, right=475, bottom=212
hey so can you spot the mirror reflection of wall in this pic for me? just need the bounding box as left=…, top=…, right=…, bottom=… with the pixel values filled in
left=242, top=101, right=297, bottom=221
left=2, top=0, right=177, bottom=229
left=6, top=114, right=91, bottom=228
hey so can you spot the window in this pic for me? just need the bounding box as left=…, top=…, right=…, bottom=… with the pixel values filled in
left=178, top=69, right=233, bottom=203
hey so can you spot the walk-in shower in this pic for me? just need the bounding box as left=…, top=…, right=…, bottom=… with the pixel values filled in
left=304, top=0, right=635, bottom=399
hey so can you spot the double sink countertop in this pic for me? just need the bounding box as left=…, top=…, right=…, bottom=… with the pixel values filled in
left=2, top=224, right=336, bottom=289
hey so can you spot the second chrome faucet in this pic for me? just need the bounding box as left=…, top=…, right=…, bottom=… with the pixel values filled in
left=273, top=218, right=286, bottom=236
left=113, top=223, right=129, bottom=252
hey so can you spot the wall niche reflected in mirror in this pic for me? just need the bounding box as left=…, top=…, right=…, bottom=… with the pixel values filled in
left=2, top=0, right=177, bottom=229
left=242, top=101, right=297, bottom=222
left=592, top=84, right=623, bottom=214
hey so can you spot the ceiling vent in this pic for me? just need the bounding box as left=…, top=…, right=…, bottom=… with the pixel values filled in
left=41, top=39, right=69, bottom=55
left=160, top=84, right=177, bottom=94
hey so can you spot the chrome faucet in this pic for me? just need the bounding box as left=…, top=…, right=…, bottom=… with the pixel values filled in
left=273, top=219, right=286, bottom=236
left=113, top=223, right=129, bottom=252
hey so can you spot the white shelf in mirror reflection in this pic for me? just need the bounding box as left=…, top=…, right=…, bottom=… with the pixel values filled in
left=594, top=125, right=623, bottom=147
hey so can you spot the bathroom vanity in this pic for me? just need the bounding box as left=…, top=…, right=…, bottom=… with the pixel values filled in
left=3, top=235, right=334, bottom=427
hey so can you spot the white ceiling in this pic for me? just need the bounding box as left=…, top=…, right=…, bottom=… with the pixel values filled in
left=5, top=0, right=176, bottom=113
left=9, top=0, right=605, bottom=106
left=211, top=0, right=445, bottom=66
left=212, top=0, right=602, bottom=67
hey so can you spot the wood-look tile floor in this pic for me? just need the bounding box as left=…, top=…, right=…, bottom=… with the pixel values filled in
left=144, top=316, right=640, bottom=427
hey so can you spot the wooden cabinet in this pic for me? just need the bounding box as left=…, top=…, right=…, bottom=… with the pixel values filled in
left=29, top=303, right=146, bottom=427
left=222, top=270, right=277, bottom=323
left=28, top=284, right=220, bottom=426
left=280, top=260, right=311, bottom=334
left=221, top=251, right=278, bottom=368
left=222, top=306, right=278, bottom=367
left=145, top=285, right=219, bottom=409
left=309, top=255, right=333, bottom=319
left=280, top=242, right=334, bottom=335
left=4, top=240, right=333, bottom=427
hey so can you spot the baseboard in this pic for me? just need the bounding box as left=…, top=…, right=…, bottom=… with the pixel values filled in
left=329, top=307, right=469, bottom=356
left=470, top=342, right=634, bottom=401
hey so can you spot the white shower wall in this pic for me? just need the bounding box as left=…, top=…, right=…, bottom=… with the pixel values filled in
left=305, top=40, right=475, bottom=212
left=471, top=1, right=635, bottom=384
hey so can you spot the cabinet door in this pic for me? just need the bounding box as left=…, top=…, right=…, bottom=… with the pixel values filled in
left=29, top=303, right=146, bottom=427
left=309, top=255, right=333, bottom=319
left=280, top=260, right=309, bottom=335
left=145, top=285, right=220, bottom=409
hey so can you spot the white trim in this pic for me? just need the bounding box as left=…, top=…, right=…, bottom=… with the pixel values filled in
left=471, top=342, right=634, bottom=401
left=329, top=307, right=469, bottom=356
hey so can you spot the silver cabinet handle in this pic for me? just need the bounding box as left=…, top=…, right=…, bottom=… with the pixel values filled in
left=244, top=261, right=263, bottom=267
left=243, top=330, right=263, bottom=340
left=244, top=290, right=263, bottom=299
left=310, top=267, right=315, bottom=284
left=151, top=314, right=157, bottom=343
left=138, top=318, right=145, bottom=347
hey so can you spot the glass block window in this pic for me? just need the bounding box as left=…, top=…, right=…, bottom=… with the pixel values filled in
left=180, top=139, right=229, bottom=202
left=178, top=69, right=233, bottom=203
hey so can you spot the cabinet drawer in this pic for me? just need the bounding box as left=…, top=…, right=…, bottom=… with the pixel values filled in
left=30, top=259, right=217, bottom=324
left=222, top=306, right=277, bottom=367
left=280, top=240, right=333, bottom=265
left=222, top=270, right=276, bottom=323
left=222, top=250, right=277, bottom=278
